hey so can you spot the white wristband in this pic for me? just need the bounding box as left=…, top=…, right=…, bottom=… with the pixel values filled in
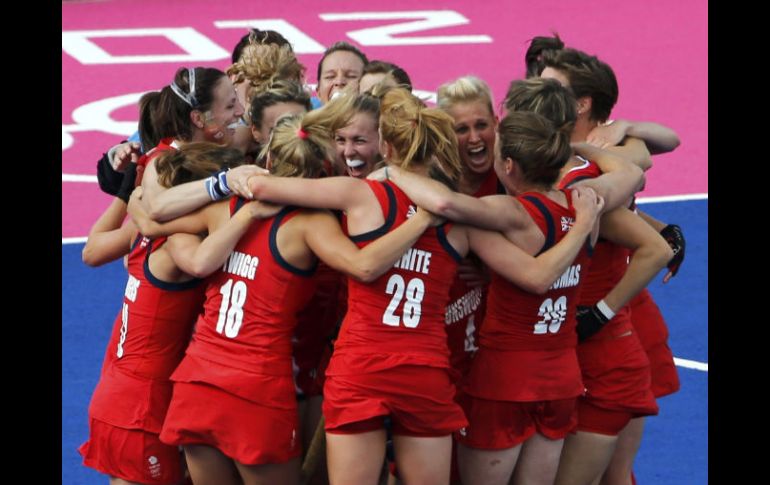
left=596, top=299, right=616, bottom=321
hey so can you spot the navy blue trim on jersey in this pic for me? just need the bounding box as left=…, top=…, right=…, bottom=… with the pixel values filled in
left=269, top=206, right=317, bottom=277
left=231, top=196, right=247, bottom=216
left=142, top=239, right=202, bottom=291
left=522, top=195, right=555, bottom=256
left=349, top=182, right=397, bottom=242
left=436, top=224, right=463, bottom=263
left=130, top=233, right=145, bottom=252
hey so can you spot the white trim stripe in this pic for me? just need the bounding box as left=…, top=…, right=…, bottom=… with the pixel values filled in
left=62, top=237, right=88, bottom=245
left=62, top=174, right=98, bottom=183
left=674, top=357, right=708, bottom=372
left=636, top=193, right=708, bottom=204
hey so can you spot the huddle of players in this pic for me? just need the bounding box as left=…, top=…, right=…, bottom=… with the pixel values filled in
left=80, top=28, right=685, bottom=485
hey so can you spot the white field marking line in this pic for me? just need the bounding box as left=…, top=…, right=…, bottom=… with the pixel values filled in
left=62, top=193, right=709, bottom=245
left=62, top=174, right=98, bottom=183
left=674, top=357, right=708, bottom=372
left=62, top=237, right=88, bottom=244
left=636, top=193, right=707, bottom=204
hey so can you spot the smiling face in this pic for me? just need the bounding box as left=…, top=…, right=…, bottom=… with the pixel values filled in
left=317, top=50, right=365, bottom=103
left=335, top=112, right=381, bottom=178
left=446, top=100, right=498, bottom=176
left=197, top=76, right=245, bottom=146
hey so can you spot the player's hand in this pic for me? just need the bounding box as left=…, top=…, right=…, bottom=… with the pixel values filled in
left=227, top=165, right=269, bottom=199
left=457, top=258, right=490, bottom=288
left=576, top=304, right=612, bottom=342
left=586, top=120, right=629, bottom=149
left=111, top=142, right=142, bottom=172
left=415, top=206, right=445, bottom=227
left=660, top=224, right=685, bottom=283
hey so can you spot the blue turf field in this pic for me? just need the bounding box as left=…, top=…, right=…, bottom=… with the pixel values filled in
left=61, top=198, right=707, bottom=485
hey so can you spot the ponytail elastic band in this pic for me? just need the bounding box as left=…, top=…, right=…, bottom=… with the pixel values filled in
left=169, top=68, right=198, bottom=108
left=297, top=128, right=308, bottom=139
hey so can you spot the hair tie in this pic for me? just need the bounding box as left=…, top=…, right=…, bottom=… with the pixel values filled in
left=169, top=81, right=192, bottom=107
left=297, top=127, right=309, bottom=139
left=169, top=67, right=199, bottom=108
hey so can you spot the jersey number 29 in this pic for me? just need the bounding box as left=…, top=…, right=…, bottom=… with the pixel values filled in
left=534, top=296, right=567, bottom=334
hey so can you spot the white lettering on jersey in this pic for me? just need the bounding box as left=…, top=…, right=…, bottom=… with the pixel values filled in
left=124, top=274, right=140, bottom=302
left=548, top=264, right=581, bottom=290
left=445, top=286, right=483, bottom=325
left=393, top=247, right=432, bottom=274
left=222, top=251, right=259, bottom=280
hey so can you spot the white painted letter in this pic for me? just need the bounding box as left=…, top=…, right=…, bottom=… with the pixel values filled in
left=62, top=28, right=229, bottom=64
left=214, top=19, right=326, bottom=54
left=319, top=10, right=492, bottom=46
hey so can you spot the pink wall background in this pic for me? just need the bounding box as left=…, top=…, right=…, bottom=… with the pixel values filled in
left=63, top=0, right=707, bottom=238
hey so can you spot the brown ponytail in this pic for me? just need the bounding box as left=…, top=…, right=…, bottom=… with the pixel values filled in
left=261, top=89, right=359, bottom=178
left=497, top=111, right=572, bottom=187
left=378, top=87, right=462, bottom=187
left=154, top=142, right=245, bottom=188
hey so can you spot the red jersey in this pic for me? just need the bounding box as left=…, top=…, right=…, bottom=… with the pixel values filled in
left=171, top=202, right=317, bottom=409
left=292, top=260, right=345, bottom=396
left=135, top=138, right=178, bottom=186
left=559, top=156, right=602, bottom=187
left=466, top=190, right=590, bottom=401
left=558, top=158, right=633, bottom=339
left=88, top=235, right=204, bottom=432
left=444, top=169, right=502, bottom=379
left=327, top=180, right=462, bottom=375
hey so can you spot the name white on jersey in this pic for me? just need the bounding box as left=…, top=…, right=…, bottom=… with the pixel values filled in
left=393, top=247, right=432, bottom=275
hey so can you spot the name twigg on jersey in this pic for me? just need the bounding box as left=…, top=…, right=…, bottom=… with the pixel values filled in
left=393, top=247, right=432, bottom=274
left=222, top=251, right=259, bottom=280
left=549, top=264, right=581, bottom=290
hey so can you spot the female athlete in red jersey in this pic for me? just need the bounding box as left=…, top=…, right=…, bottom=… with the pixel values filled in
left=128, top=99, right=448, bottom=485
left=80, top=143, right=259, bottom=485
left=504, top=74, right=673, bottom=485
left=244, top=88, right=604, bottom=485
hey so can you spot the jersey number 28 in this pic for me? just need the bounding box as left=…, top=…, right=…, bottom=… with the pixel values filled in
left=382, top=274, right=425, bottom=328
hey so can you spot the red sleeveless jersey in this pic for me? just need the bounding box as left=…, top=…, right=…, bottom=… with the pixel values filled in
left=467, top=190, right=590, bottom=401
left=558, top=159, right=634, bottom=338
left=292, top=260, right=345, bottom=395
left=327, top=180, right=462, bottom=375
left=481, top=190, right=591, bottom=352
left=135, top=137, right=178, bottom=187
left=444, top=169, right=502, bottom=378
left=89, top=235, right=205, bottom=432
left=171, top=201, right=317, bottom=409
